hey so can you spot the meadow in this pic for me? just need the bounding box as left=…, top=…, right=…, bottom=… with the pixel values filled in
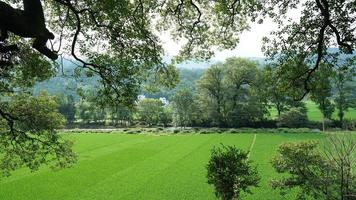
left=269, top=101, right=356, bottom=121
left=0, top=132, right=329, bottom=200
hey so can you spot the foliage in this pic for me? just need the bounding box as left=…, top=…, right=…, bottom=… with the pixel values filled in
left=136, top=98, right=171, bottom=126
left=207, top=145, right=260, bottom=200
left=310, top=64, right=335, bottom=120
left=333, top=62, right=356, bottom=126
left=171, top=88, right=199, bottom=127
left=110, top=105, right=133, bottom=127
left=261, top=0, right=355, bottom=98
left=197, top=58, right=268, bottom=127
left=197, top=64, right=227, bottom=126
left=58, top=95, right=76, bottom=124
left=264, top=64, right=306, bottom=117
left=271, top=135, right=356, bottom=200
left=0, top=93, right=76, bottom=176
left=277, top=108, right=308, bottom=128
left=0, top=42, right=76, bottom=175
left=224, top=58, right=268, bottom=126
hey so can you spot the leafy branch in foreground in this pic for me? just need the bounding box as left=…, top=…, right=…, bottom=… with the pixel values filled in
left=271, top=134, right=356, bottom=200
left=0, top=93, right=76, bottom=177
left=262, top=0, right=355, bottom=99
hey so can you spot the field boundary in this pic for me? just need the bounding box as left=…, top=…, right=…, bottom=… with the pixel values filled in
left=247, top=134, right=257, bottom=159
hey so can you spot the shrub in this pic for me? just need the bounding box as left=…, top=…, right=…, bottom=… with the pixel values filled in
left=343, top=119, right=356, bottom=130
left=277, top=108, right=308, bottom=128
left=207, top=145, right=260, bottom=200
left=271, top=135, right=356, bottom=200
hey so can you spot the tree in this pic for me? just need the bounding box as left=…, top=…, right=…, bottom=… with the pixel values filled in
left=323, top=134, right=356, bottom=200
left=333, top=63, right=355, bottom=127
left=0, top=92, right=76, bottom=176
left=76, top=100, right=93, bottom=124
left=197, top=58, right=269, bottom=127
left=172, top=88, right=197, bottom=128
left=271, top=135, right=356, bottom=200
left=0, top=43, right=77, bottom=176
left=207, top=145, right=260, bottom=200
left=223, top=58, right=268, bottom=126
left=277, top=108, right=308, bottom=128
left=310, top=64, right=335, bottom=131
left=261, top=0, right=355, bottom=99
left=264, top=65, right=301, bottom=117
left=58, top=95, right=76, bottom=124
left=110, top=105, right=133, bottom=127
left=160, top=106, right=173, bottom=127
left=136, top=98, right=166, bottom=126
left=197, top=64, right=227, bottom=127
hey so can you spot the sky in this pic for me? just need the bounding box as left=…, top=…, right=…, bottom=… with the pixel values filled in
left=161, top=4, right=303, bottom=62
left=213, top=20, right=277, bottom=60
left=161, top=19, right=278, bottom=61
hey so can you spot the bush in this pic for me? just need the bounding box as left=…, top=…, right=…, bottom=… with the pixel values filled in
left=207, top=145, right=260, bottom=200
left=271, top=135, right=356, bottom=200
left=277, top=108, right=308, bottom=128
left=343, top=119, right=356, bottom=130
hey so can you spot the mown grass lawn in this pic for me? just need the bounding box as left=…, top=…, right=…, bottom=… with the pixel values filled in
left=0, top=133, right=327, bottom=200
left=269, top=101, right=356, bottom=121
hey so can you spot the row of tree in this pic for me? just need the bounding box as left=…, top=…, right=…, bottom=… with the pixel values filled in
left=56, top=57, right=354, bottom=129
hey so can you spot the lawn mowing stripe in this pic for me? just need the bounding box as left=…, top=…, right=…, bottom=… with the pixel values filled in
left=0, top=135, right=178, bottom=200
left=58, top=135, right=180, bottom=200
left=0, top=133, right=329, bottom=200
left=118, top=135, right=218, bottom=200
left=0, top=134, right=151, bottom=185
left=247, top=134, right=257, bottom=159
left=73, top=135, right=215, bottom=200
left=119, top=134, right=254, bottom=200
left=77, top=134, right=161, bottom=161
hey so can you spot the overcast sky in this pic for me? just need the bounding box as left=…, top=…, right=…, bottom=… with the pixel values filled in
left=161, top=5, right=303, bottom=62
left=161, top=19, right=278, bottom=61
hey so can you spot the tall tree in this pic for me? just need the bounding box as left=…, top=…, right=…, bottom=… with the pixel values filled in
left=310, top=63, right=335, bottom=131
left=264, top=65, right=296, bottom=117
left=136, top=98, right=166, bottom=126
left=197, top=65, right=227, bottom=127
left=58, top=94, right=76, bottom=124
left=333, top=62, right=356, bottom=127
left=172, top=88, right=198, bottom=128
left=197, top=58, right=269, bottom=127
left=223, top=57, right=267, bottom=126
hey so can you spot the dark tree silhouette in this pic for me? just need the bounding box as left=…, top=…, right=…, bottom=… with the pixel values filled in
left=0, top=0, right=57, bottom=60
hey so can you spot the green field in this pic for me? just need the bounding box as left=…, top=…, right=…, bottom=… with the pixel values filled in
left=269, top=101, right=356, bottom=121
left=0, top=132, right=329, bottom=200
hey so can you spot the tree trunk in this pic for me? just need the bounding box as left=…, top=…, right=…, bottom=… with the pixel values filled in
left=322, top=116, right=325, bottom=132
